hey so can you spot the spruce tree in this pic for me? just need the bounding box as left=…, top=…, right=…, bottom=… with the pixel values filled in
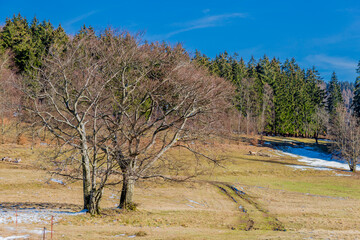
left=0, top=14, right=32, bottom=73
left=327, top=72, right=343, bottom=115
left=193, top=50, right=211, bottom=69
left=353, top=61, right=360, bottom=117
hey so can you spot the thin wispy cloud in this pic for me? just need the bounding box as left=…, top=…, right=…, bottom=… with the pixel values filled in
left=305, top=54, right=357, bottom=70
left=202, top=9, right=211, bottom=14
left=301, top=54, right=357, bottom=81
left=165, top=13, right=247, bottom=38
left=64, top=10, right=98, bottom=28
left=311, top=32, right=360, bottom=46
left=310, top=18, right=360, bottom=46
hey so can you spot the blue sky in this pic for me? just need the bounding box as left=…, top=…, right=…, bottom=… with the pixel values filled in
left=1, top=0, right=360, bottom=82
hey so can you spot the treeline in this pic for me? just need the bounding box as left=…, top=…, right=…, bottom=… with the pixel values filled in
left=193, top=51, right=350, bottom=138
left=0, top=14, right=353, bottom=140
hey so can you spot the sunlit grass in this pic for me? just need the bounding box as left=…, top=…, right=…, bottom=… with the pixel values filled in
left=1, top=133, right=360, bottom=239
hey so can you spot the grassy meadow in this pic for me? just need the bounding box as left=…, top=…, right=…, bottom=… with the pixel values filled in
left=0, top=133, right=360, bottom=239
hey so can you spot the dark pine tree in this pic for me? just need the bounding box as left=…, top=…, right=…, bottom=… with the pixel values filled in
left=353, top=61, right=360, bottom=117
left=327, top=72, right=343, bottom=115
left=0, top=14, right=32, bottom=73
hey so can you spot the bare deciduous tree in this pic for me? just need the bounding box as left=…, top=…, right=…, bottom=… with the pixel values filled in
left=24, top=29, right=233, bottom=213
left=309, top=106, right=328, bottom=144
left=332, top=105, right=360, bottom=172
left=0, top=50, right=21, bottom=143
left=23, top=30, right=126, bottom=214
left=236, top=78, right=259, bottom=135
left=259, top=83, right=274, bottom=135
left=104, top=42, right=233, bottom=209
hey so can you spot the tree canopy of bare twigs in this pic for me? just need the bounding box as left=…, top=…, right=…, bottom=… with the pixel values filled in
left=332, top=105, right=360, bottom=172
left=309, top=106, right=328, bottom=144
left=23, top=28, right=233, bottom=214
left=0, top=50, right=21, bottom=143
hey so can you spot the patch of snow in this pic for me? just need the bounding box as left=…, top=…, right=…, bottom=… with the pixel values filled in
left=238, top=205, right=246, bottom=213
left=115, top=234, right=126, bottom=237
left=304, top=192, right=346, bottom=200
left=318, top=138, right=335, bottom=143
left=186, top=199, right=204, bottom=206
left=50, top=178, right=65, bottom=185
left=186, top=204, right=194, bottom=208
left=274, top=150, right=285, bottom=156
left=0, top=227, right=51, bottom=240
left=334, top=173, right=352, bottom=177
left=128, top=235, right=136, bottom=238
left=109, top=194, right=118, bottom=199
left=77, top=209, right=88, bottom=214
left=285, top=164, right=332, bottom=171
left=0, top=235, right=30, bottom=240
left=284, top=152, right=348, bottom=169
left=0, top=209, right=87, bottom=224
left=275, top=146, right=349, bottom=170
left=28, top=228, right=50, bottom=235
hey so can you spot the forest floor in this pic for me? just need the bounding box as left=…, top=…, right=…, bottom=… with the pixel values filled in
left=1, top=136, right=360, bottom=239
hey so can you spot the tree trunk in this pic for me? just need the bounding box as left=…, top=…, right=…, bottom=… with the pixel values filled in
left=82, top=154, right=92, bottom=211
left=238, top=112, right=242, bottom=134
left=88, top=189, right=103, bottom=215
left=119, top=174, right=135, bottom=209
left=79, top=124, right=92, bottom=212
left=246, top=114, right=249, bottom=135
left=350, top=163, right=356, bottom=172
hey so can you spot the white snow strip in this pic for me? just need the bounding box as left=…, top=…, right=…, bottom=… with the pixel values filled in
left=335, top=173, right=352, bottom=176
left=50, top=178, right=65, bottom=185
left=0, top=209, right=86, bottom=224
left=319, top=139, right=335, bottom=142
left=280, top=151, right=349, bottom=170
left=187, top=199, right=204, bottom=206
left=274, top=150, right=285, bottom=156
left=285, top=164, right=332, bottom=171
left=28, top=229, right=51, bottom=235
left=115, top=234, right=126, bottom=237
left=0, top=236, right=30, bottom=240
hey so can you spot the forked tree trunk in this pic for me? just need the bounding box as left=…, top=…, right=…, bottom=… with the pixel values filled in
left=81, top=152, right=103, bottom=214
left=82, top=158, right=103, bottom=215
left=88, top=189, right=103, bottom=215
left=80, top=126, right=92, bottom=212
left=119, top=174, right=135, bottom=209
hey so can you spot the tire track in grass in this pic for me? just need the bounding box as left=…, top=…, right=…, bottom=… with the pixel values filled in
left=212, top=181, right=285, bottom=231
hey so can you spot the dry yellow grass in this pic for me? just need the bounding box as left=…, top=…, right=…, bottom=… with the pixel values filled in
left=0, top=135, right=360, bottom=239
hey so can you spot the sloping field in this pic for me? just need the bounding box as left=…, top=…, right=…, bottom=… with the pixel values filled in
left=0, top=137, right=360, bottom=239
